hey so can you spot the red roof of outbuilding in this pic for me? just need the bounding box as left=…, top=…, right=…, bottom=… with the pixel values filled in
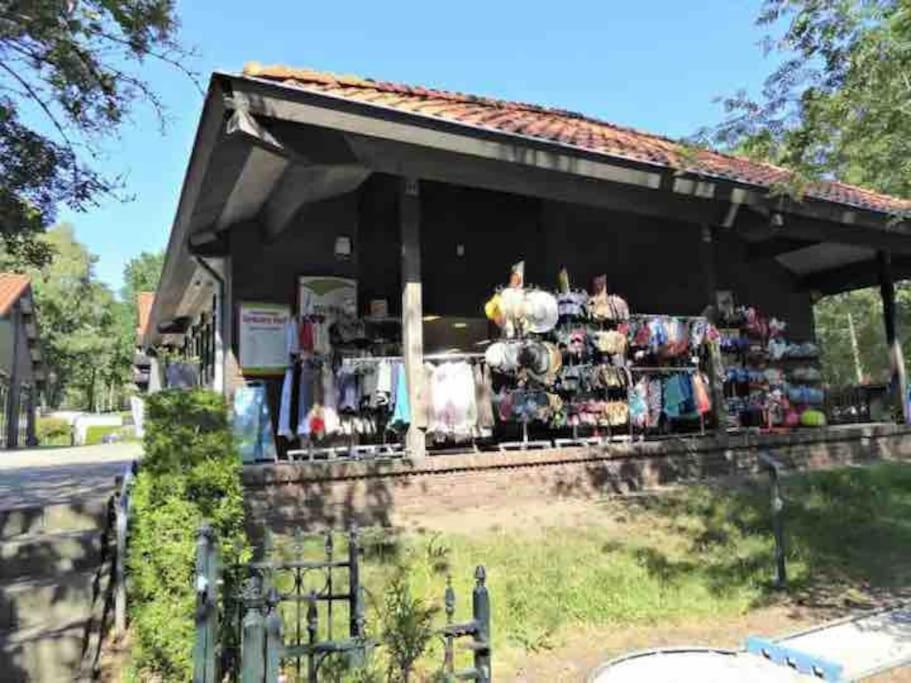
left=136, top=291, right=154, bottom=341
left=0, top=273, right=31, bottom=316
left=242, top=63, right=911, bottom=216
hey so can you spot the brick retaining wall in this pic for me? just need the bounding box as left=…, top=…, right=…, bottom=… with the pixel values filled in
left=243, top=424, right=911, bottom=533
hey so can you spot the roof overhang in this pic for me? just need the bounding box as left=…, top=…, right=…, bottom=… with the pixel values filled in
left=147, top=72, right=911, bottom=343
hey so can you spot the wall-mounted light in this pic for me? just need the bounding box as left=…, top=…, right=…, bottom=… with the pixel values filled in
left=334, top=235, right=353, bottom=260
left=456, top=244, right=465, bottom=257
left=422, top=315, right=441, bottom=322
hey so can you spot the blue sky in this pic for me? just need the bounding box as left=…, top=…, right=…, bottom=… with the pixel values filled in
left=58, top=0, right=775, bottom=294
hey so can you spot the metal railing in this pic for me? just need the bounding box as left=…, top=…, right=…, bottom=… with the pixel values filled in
left=194, top=526, right=493, bottom=682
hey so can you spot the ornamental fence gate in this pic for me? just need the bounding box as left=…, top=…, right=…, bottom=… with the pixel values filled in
left=192, top=525, right=491, bottom=682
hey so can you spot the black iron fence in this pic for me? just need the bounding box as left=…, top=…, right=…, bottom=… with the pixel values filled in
left=193, top=525, right=491, bottom=682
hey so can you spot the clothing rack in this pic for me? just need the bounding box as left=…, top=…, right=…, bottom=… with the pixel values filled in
left=342, top=352, right=485, bottom=366
left=629, top=314, right=708, bottom=321
left=630, top=366, right=700, bottom=374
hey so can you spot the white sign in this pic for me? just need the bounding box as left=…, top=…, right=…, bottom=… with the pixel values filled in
left=239, top=302, right=290, bottom=376
left=298, top=276, right=357, bottom=319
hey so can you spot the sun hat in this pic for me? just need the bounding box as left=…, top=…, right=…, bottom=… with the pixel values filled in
left=518, top=341, right=550, bottom=375
left=484, top=293, right=505, bottom=327
left=523, top=290, right=559, bottom=334
left=485, top=341, right=520, bottom=373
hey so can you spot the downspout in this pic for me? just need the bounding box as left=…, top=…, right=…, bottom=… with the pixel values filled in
left=195, top=257, right=225, bottom=394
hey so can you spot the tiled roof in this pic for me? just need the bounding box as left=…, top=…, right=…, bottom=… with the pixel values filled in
left=136, top=292, right=154, bottom=341
left=0, top=273, right=31, bottom=316
left=242, top=63, right=911, bottom=216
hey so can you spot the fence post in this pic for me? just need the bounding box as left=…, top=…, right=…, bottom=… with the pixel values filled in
left=443, top=576, right=455, bottom=673
left=760, top=451, right=787, bottom=588
left=240, top=580, right=265, bottom=683
left=307, top=592, right=319, bottom=683
left=114, top=485, right=127, bottom=636
left=472, top=566, right=491, bottom=683
left=264, top=587, right=283, bottom=683
left=193, top=523, right=219, bottom=683
left=348, top=526, right=362, bottom=638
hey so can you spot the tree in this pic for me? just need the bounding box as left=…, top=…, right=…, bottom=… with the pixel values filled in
left=3, top=224, right=130, bottom=410
left=711, top=0, right=911, bottom=202
left=122, top=251, right=164, bottom=304
left=0, top=2, right=193, bottom=266
left=711, top=1, right=911, bottom=388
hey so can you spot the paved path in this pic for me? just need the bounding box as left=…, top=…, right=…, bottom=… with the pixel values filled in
left=0, top=443, right=142, bottom=510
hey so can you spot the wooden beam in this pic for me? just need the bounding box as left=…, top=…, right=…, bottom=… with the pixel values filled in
left=699, top=225, right=726, bottom=434
left=878, top=251, right=910, bottom=424
left=346, top=134, right=723, bottom=227
left=400, top=177, right=426, bottom=458
left=744, top=237, right=819, bottom=263
left=735, top=208, right=911, bottom=256
left=797, top=256, right=911, bottom=294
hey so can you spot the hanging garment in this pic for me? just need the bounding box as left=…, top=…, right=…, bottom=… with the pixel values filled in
left=337, top=367, right=360, bottom=413
left=391, top=364, right=411, bottom=428
left=360, top=365, right=379, bottom=409
left=299, top=319, right=315, bottom=354
left=630, top=379, right=648, bottom=428
left=233, top=383, right=276, bottom=463
left=474, top=363, right=495, bottom=431
left=692, top=373, right=712, bottom=415
left=646, top=378, right=662, bottom=427
left=321, top=363, right=340, bottom=434
left=278, top=367, right=295, bottom=437
left=663, top=375, right=686, bottom=419
left=286, top=319, right=300, bottom=356
left=297, top=362, right=317, bottom=437
left=376, top=360, right=393, bottom=406
left=428, top=362, right=477, bottom=441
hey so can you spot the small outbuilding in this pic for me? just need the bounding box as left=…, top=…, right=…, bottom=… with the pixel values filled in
left=143, top=65, right=911, bottom=469
left=0, top=274, right=43, bottom=448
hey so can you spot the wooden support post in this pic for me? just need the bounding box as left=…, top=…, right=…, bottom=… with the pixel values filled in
left=700, top=225, right=726, bottom=434
left=399, top=177, right=426, bottom=458
left=878, top=251, right=910, bottom=423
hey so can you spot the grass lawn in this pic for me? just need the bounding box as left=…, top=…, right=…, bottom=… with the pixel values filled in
left=266, top=461, right=911, bottom=681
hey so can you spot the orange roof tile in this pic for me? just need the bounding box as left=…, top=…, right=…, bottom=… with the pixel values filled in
left=136, top=291, right=154, bottom=341
left=0, top=273, right=31, bottom=316
left=242, top=63, right=911, bottom=216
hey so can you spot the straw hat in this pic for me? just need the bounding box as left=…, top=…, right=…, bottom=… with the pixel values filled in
left=522, top=290, right=559, bottom=334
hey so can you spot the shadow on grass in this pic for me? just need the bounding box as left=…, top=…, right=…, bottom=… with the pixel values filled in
left=626, top=462, right=911, bottom=610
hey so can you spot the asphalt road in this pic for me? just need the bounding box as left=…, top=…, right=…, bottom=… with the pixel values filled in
left=0, top=442, right=142, bottom=510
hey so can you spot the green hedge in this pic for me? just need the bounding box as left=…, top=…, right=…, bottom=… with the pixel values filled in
left=128, top=389, right=249, bottom=680
left=35, top=417, right=71, bottom=446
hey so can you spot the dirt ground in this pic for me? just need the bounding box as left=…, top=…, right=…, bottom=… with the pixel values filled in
left=505, top=606, right=911, bottom=681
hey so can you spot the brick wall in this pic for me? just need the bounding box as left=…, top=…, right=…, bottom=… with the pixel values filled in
left=243, top=424, right=911, bottom=534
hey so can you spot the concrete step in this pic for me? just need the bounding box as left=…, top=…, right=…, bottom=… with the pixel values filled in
left=0, top=498, right=109, bottom=540
left=0, top=571, right=98, bottom=633
left=0, top=529, right=103, bottom=583
left=0, top=618, right=87, bottom=683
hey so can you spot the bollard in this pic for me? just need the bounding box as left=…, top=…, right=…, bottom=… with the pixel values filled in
left=264, top=587, right=283, bottom=683
left=473, top=565, right=491, bottom=683
left=193, top=524, right=218, bottom=683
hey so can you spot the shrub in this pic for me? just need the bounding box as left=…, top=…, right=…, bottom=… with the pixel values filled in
left=35, top=416, right=71, bottom=446
left=128, top=389, right=249, bottom=680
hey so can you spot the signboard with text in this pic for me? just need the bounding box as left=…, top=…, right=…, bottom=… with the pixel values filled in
left=238, top=302, right=290, bottom=376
